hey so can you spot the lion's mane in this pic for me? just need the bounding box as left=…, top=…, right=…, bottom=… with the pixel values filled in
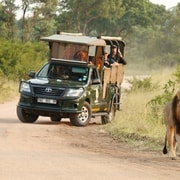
left=172, top=91, right=180, bottom=135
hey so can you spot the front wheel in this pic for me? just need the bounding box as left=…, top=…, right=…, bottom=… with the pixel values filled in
left=70, top=102, right=91, bottom=126
left=101, top=102, right=115, bottom=124
left=17, top=106, right=38, bottom=123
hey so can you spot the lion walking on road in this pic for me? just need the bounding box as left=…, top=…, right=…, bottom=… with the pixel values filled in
left=163, top=91, right=180, bottom=160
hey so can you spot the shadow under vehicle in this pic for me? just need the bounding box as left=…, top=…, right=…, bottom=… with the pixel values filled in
left=17, top=33, right=126, bottom=126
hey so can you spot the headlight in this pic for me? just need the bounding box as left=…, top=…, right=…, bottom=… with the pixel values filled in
left=63, top=88, right=83, bottom=97
left=20, top=82, right=31, bottom=93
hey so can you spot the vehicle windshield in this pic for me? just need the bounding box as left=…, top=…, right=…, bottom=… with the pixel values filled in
left=37, top=63, right=89, bottom=83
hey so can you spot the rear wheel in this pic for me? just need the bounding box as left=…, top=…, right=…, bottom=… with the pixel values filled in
left=17, top=106, right=38, bottom=123
left=101, top=102, right=115, bottom=124
left=70, top=102, right=91, bottom=126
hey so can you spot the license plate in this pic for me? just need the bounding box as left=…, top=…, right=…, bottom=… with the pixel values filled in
left=37, top=98, right=57, bottom=104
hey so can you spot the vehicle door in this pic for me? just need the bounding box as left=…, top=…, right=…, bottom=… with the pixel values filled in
left=88, top=68, right=103, bottom=112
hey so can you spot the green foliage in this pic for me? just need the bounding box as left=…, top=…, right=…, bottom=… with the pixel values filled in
left=146, top=80, right=176, bottom=122
left=126, top=76, right=158, bottom=92
left=57, top=0, right=121, bottom=35
left=0, top=39, right=48, bottom=80
left=19, top=0, right=58, bottom=42
left=119, top=0, right=166, bottom=35
left=0, top=69, right=6, bottom=89
left=14, top=42, right=48, bottom=80
left=173, top=65, right=180, bottom=83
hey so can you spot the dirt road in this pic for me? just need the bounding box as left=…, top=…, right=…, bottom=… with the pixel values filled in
left=0, top=98, right=180, bottom=180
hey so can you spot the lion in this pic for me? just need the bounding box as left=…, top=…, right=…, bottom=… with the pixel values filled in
left=163, top=90, right=180, bottom=160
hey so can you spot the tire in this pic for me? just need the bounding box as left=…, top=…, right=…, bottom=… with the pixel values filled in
left=50, top=116, right=62, bottom=122
left=17, top=106, right=38, bottom=123
left=101, top=102, right=115, bottom=124
left=70, top=102, right=91, bottom=126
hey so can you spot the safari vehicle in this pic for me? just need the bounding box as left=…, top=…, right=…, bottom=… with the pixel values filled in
left=17, top=33, right=125, bottom=126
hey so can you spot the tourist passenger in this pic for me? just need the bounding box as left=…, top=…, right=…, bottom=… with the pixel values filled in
left=104, top=45, right=127, bottom=67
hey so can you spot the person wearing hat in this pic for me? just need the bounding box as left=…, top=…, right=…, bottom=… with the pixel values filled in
left=104, top=45, right=127, bottom=67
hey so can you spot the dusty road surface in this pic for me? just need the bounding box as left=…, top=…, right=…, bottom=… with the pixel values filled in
left=0, top=98, right=180, bottom=180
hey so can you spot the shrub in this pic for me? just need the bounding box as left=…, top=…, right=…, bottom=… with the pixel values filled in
left=173, top=65, right=180, bottom=83
left=146, top=80, right=176, bottom=123
left=126, top=76, right=158, bottom=93
left=0, top=39, right=48, bottom=81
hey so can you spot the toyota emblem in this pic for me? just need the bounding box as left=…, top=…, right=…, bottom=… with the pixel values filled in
left=45, top=87, right=52, bottom=93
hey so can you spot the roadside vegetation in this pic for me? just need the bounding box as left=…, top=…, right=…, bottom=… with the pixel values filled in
left=0, top=40, right=48, bottom=103
left=105, top=66, right=180, bottom=151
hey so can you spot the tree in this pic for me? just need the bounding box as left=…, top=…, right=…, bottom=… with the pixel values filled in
left=162, top=4, right=180, bottom=54
left=116, top=0, right=167, bottom=36
left=20, top=0, right=31, bottom=43
left=0, top=0, right=17, bottom=39
left=56, top=0, right=123, bottom=35
left=18, top=0, right=58, bottom=42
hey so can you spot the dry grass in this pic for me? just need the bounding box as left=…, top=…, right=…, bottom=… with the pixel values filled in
left=0, top=80, right=19, bottom=103
left=104, top=68, right=177, bottom=151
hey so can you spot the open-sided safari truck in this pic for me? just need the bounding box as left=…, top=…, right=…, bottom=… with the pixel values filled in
left=17, top=33, right=125, bottom=126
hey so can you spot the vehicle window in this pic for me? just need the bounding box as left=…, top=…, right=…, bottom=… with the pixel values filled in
left=104, top=45, right=110, bottom=54
left=93, top=69, right=99, bottom=79
left=91, top=69, right=99, bottom=80
left=38, top=63, right=88, bottom=82
left=48, top=64, right=70, bottom=80
left=38, top=63, right=50, bottom=77
left=63, top=44, right=88, bottom=60
left=71, top=67, right=89, bottom=82
left=89, top=46, right=96, bottom=56
left=72, top=67, right=87, bottom=73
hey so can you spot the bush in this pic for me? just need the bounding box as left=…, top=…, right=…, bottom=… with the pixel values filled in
left=0, top=39, right=48, bottom=81
left=14, top=42, right=48, bottom=80
left=146, top=80, right=176, bottom=123
left=173, top=65, right=180, bottom=83
left=126, top=76, right=158, bottom=93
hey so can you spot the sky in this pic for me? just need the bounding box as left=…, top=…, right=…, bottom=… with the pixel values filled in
left=149, top=0, right=180, bottom=9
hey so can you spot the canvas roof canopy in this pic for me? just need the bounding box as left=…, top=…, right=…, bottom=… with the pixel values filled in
left=41, top=34, right=106, bottom=46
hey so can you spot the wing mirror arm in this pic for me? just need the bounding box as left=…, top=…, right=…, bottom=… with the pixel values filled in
left=28, top=71, right=36, bottom=78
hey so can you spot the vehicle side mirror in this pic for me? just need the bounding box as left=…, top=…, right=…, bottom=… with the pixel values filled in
left=28, top=71, right=36, bottom=78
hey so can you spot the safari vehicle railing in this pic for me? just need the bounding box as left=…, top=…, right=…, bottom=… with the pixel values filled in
left=99, top=35, right=126, bottom=111
left=103, top=64, right=124, bottom=111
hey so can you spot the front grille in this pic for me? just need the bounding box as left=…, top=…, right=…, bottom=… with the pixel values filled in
left=33, top=86, right=65, bottom=97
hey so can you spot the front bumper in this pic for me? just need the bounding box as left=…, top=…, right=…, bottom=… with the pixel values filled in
left=17, top=94, right=84, bottom=116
